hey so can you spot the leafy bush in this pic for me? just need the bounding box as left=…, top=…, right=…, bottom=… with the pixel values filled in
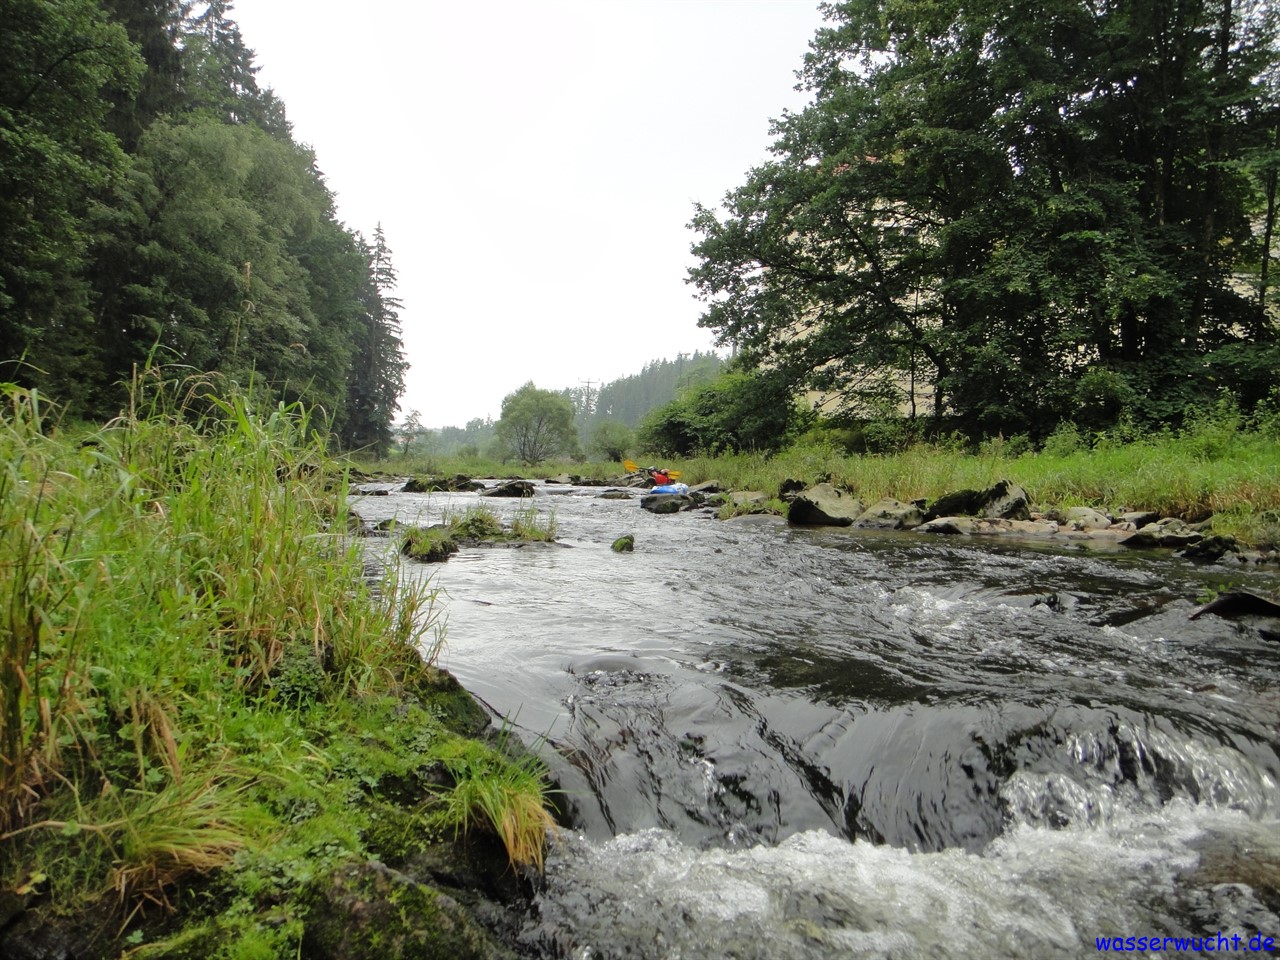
left=638, top=370, right=812, bottom=457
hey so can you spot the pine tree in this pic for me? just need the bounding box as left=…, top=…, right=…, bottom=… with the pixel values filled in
left=340, top=225, right=407, bottom=455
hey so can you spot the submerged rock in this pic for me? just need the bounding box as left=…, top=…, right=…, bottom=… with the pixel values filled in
left=640, top=494, right=690, bottom=514
left=483, top=480, right=535, bottom=498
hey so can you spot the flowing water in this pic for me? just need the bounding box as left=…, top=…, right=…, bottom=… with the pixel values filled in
left=352, top=482, right=1280, bottom=959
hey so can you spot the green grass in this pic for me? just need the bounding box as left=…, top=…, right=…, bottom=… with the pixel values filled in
left=670, top=423, right=1279, bottom=547
left=0, top=372, right=556, bottom=956
left=428, top=734, right=559, bottom=872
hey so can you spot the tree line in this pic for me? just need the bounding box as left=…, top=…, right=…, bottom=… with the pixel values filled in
left=398, top=352, right=726, bottom=462
left=689, top=0, right=1280, bottom=442
left=1, top=0, right=406, bottom=453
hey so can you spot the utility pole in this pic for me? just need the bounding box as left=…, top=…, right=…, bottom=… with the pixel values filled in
left=579, top=379, right=599, bottom=416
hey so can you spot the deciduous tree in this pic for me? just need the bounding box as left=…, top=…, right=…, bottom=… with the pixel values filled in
left=690, top=0, right=1280, bottom=437
left=495, top=383, right=579, bottom=464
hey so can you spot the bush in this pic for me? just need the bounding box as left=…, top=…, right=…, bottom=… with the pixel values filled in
left=638, top=370, right=811, bottom=457
left=588, top=420, right=633, bottom=462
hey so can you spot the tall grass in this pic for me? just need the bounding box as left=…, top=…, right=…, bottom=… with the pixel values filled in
left=671, top=414, right=1280, bottom=547
left=0, top=371, right=555, bottom=947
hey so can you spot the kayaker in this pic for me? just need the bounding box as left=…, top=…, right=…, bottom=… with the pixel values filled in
left=647, top=466, right=671, bottom=486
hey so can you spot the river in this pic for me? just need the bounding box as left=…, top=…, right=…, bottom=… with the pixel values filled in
left=352, top=481, right=1280, bottom=959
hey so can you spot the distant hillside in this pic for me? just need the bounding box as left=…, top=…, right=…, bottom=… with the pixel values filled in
left=563, top=351, right=726, bottom=432
left=406, top=352, right=726, bottom=456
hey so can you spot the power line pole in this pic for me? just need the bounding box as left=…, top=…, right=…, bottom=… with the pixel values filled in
left=579, top=378, right=599, bottom=415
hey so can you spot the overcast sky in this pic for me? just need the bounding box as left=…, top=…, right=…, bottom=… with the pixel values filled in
left=231, top=0, right=826, bottom=427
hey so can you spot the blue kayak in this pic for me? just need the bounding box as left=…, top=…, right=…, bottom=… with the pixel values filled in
left=650, top=482, right=689, bottom=495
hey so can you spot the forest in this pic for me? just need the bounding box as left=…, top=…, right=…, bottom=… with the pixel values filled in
left=1, top=0, right=406, bottom=453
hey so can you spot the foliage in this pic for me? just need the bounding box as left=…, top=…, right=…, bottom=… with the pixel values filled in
left=494, top=382, right=579, bottom=464
left=689, top=0, right=1280, bottom=439
left=673, top=410, right=1280, bottom=546
left=638, top=369, right=815, bottom=457
left=447, top=505, right=505, bottom=540
left=400, top=504, right=559, bottom=562
left=588, top=419, right=634, bottom=462
left=0, top=1, right=407, bottom=446
left=0, top=0, right=144, bottom=401
left=510, top=504, right=558, bottom=542
left=0, top=376, right=554, bottom=956
left=576, top=352, right=725, bottom=432
left=339, top=224, right=408, bottom=457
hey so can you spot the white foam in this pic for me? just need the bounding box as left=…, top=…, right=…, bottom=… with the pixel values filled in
left=529, top=804, right=1280, bottom=960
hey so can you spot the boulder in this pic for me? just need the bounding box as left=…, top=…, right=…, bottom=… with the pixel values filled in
left=1064, top=506, right=1112, bottom=531
left=611, top=534, right=635, bottom=552
left=916, top=516, right=980, bottom=535
left=853, top=498, right=924, bottom=530
left=923, top=479, right=1031, bottom=522
left=640, top=494, right=690, bottom=514
left=779, top=478, right=808, bottom=498
left=1120, top=510, right=1161, bottom=527
left=787, top=483, right=864, bottom=527
left=483, top=480, right=535, bottom=498
left=1119, top=517, right=1203, bottom=550
left=1176, top=534, right=1241, bottom=563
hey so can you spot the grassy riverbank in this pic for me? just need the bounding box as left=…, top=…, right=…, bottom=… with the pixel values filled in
left=373, top=409, right=1280, bottom=549
left=0, top=377, right=554, bottom=958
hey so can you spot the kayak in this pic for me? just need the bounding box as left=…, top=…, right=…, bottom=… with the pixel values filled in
left=650, top=483, right=689, bottom=495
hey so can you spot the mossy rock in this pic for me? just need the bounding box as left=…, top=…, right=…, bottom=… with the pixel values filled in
left=301, top=861, right=504, bottom=960
left=402, top=526, right=460, bottom=562
left=611, top=534, right=635, bottom=552
left=413, top=667, right=491, bottom=737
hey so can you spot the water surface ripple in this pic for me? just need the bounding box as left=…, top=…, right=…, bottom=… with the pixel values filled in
left=353, top=483, right=1280, bottom=958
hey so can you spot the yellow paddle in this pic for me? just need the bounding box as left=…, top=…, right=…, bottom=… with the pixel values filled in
left=623, top=460, right=681, bottom=479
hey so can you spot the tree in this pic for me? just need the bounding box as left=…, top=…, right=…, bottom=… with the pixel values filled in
left=341, top=225, right=408, bottom=456
left=638, top=369, right=811, bottom=457
left=689, top=0, right=1280, bottom=437
left=399, top=409, right=422, bottom=457
left=495, top=382, right=579, bottom=463
left=0, top=0, right=143, bottom=398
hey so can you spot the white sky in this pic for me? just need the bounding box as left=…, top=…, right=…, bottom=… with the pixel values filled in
left=231, top=0, right=825, bottom=427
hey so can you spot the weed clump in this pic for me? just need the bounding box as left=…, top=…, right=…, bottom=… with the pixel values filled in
left=0, top=372, right=551, bottom=957
left=401, top=525, right=460, bottom=562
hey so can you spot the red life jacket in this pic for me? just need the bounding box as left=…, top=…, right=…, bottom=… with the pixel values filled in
left=652, top=471, right=670, bottom=485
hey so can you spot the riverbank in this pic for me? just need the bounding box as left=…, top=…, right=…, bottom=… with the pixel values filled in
left=374, top=413, right=1280, bottom=550
left=0, top=381, right=548, bottom=959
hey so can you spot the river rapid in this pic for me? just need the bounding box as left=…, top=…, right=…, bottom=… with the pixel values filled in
left=352, top=481, right=1280, bottom=959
